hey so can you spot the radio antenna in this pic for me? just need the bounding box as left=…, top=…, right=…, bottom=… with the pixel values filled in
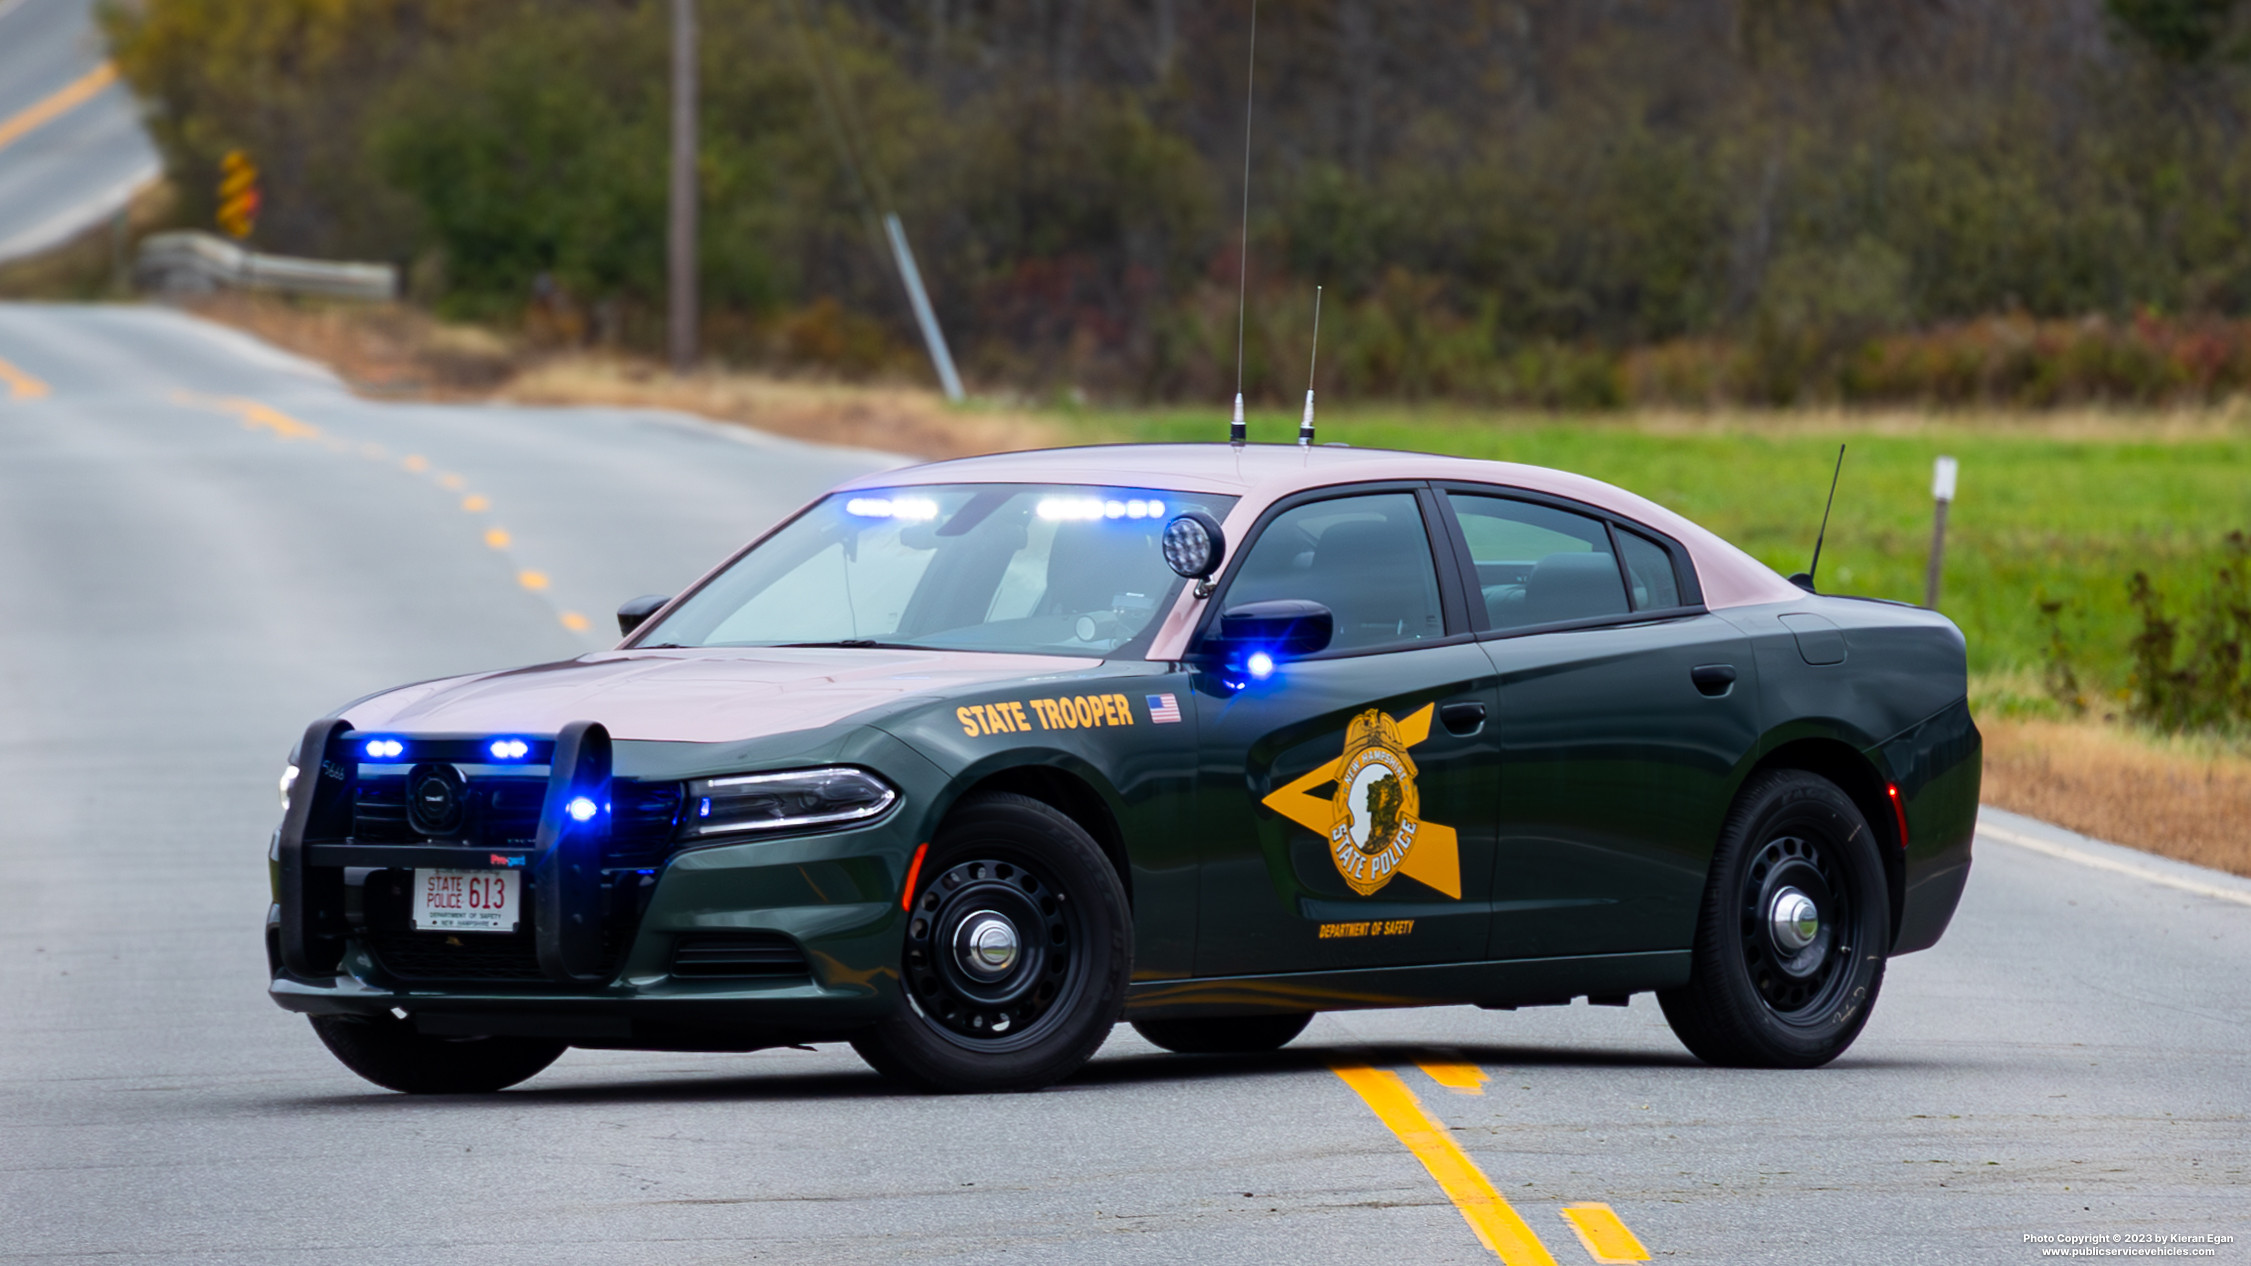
left=1792, top=444, right=1846, bottom=593
left=1298, top=285, right=1322, bottom=447
left=1229, top=0, right=1259, bottom=446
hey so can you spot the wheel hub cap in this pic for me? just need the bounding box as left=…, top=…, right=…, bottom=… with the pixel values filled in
left=1768, top=887, right=1820, bottom=953
left=955, top=911, right=1019, bottom=980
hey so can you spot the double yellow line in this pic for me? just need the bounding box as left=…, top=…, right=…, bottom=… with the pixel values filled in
left=1332, top=1062, right=1651, bottom=1264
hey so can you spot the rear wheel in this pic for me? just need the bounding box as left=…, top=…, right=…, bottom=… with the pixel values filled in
left=1131, top=1012, right=1312, bottom=1054
left=309, top=1013, right=566, bottom=1093
left=851, top=792, right=1130, bottom=1093
left=1659, top=770, right=1890, bottom=1069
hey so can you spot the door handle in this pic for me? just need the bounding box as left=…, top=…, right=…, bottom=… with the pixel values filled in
left=1440, top=700, right=1487, bottom=735
left=1690, top=664, right=1738, bottom=697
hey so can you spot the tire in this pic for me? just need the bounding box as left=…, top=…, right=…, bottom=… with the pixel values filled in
left=851, top=792, right=1130, bottom=1093
left=309, top=1013, right=566, bottom=1093
left=1131, top=1012, right=1312, bottom=1054
left=1658, top=769, right=1890, bottom=1069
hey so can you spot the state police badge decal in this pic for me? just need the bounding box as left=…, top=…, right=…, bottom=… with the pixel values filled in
left=1259, top=701, right=1463, bottom=900
left=1328, top=708, right=1422, bottom=896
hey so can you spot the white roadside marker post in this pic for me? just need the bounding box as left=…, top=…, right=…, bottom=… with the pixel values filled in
left=1925, top=455, right=1958, bottom=610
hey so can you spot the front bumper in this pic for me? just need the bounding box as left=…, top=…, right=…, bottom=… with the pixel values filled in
left=268, top=810, right=920, bottom=1046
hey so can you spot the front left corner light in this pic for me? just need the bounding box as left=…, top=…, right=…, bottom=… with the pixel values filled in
left=278, top=764, right=300, bottom=806
left=684, top=767, right=899, bottom=839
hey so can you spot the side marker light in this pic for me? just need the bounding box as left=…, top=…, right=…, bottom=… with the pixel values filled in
left=901, top=841, right=930, bottom=911
left=1885, top=783, right=1910, bottom=850
left=1246, top=651, right=1275, bottom=680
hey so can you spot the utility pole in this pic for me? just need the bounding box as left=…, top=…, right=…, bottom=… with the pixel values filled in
left=667, top=0, right=698, bottom=375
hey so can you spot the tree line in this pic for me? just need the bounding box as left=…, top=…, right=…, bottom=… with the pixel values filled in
left=105, top=0, right=2251, bottom=405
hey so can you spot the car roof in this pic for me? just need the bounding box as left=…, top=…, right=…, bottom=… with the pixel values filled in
left=838, top=442, right=1805, bottom=613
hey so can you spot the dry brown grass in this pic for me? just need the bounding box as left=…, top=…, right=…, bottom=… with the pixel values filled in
left=182, top=292, right=519, bottom=396
left=501, top=359, right=1057, bottom=459
left=1982, top=717, right=2251, bottom=878
left=177, top=293, right=1057, bottom=459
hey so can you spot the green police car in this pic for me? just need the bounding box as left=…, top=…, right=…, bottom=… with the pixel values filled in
left=268, top=443, right=1980, bottom=1094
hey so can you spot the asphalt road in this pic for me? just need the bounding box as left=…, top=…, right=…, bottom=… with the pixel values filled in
left=0, top=0, right=162, bottom=263
left=2, top=303, right=2245, bottom=1264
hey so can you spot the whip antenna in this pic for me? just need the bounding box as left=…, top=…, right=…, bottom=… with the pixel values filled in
left=1792, top=444, right=1846, bottom=593
left=1298, top=285, right=1322, bottom=447
left=1229, top=0, right=1259, bottom=446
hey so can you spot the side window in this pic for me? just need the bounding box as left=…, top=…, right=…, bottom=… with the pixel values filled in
left=1224, top=492, right=1444, bottom=652
left=1617, top=529, right=1683, bottom=611
left=1446, top=494, right=1628, bottom=630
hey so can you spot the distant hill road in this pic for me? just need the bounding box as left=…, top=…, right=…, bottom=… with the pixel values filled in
left=0, top=0, right=162, bottom=262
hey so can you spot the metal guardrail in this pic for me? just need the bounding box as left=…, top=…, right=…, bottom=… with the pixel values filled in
left=134, top=230, right=397, bottom=302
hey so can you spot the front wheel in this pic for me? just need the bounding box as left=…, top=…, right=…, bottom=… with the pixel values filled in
left=309, top=1013, right=566, bottom=1093
left=1659, top=770, right=1890, bottom=1069
left=851, top=792, right=1130, bottom=1093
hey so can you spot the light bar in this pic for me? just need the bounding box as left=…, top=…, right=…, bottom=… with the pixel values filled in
left=844, top=496, right=940, bottom=520
left=487, top=738, right=531, bottom=761
left=1036, top=497, right=1166, bottom=522
left=362, top=738, right=404, bottom=760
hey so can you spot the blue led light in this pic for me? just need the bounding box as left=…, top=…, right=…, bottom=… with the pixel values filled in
left=487, top=738, right=530, bottom=761
left=363, top=738, right=404, bottom=760
left=565, top=796, right=599, bottom=823
left=1246, top=651, right=1275, bottom=680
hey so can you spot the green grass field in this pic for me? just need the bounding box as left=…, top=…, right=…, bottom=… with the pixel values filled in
left=1060, top=406, right=2251, bottom=706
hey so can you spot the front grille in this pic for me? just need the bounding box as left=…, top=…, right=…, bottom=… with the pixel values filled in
left=364, top=925, right=550, bottom=981
left=352, top=775, right=683, bottom=861
left=670, top=933, right=809, bottom=980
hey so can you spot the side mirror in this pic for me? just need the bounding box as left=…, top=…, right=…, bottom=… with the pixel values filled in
left=1162, top=511, right=1226, bottom=580
left=616, top=594, right=672, bottom=638
left=1212, top=599, right=1333, bottom=662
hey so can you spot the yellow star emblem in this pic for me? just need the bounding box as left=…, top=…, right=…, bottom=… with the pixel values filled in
left=1258, top=702, right=1461, bottom=900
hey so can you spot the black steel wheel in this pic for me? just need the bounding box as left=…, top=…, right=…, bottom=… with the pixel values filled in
left=1659, top=769, right=1890, bottom=1069
left=851, top=792, right=1129, bottom=1092
left=309, top=1013, right=565, bottom=1093
left=1131, top=1012, right=1312, bottom=1054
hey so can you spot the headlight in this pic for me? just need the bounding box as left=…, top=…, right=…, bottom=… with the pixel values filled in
left=685, top=767, right=898, bottom=839
left=279, top=764, right=299, bottom=806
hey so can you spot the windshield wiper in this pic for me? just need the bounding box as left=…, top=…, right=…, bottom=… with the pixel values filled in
left=769, top=639, right=918, bottom=650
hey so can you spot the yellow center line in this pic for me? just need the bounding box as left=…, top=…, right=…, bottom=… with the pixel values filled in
left=173, top=391, right=596, bottom=640
left=1331, top=1064, right=1558, bottom=1265
left=1418, top=1055, right=1490, bottom=1095
left=0, top=354, right=49, bottom=401
left=0, top=61, right=119, bottom=157
left=1561, top=1204, right=1651, bottom=1264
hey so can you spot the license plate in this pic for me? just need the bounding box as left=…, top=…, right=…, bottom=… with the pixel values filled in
left=412, top=868, right=521, bottom=933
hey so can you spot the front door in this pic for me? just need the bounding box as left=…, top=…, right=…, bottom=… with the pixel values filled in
left=1434, top=488, right=1760, bottom=961
left=1189, top=488, right=1502, bottom=977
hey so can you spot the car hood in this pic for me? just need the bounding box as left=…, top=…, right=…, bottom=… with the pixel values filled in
left=342, top=647, right=1102, bottom=744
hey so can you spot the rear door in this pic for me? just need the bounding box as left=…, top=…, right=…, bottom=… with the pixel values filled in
left=1189, top=486, right=1503, bottom=976
left=1434, top=487, right=1760, bottom=961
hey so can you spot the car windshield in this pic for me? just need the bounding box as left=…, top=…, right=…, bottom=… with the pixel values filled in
left=641, top=483, right=1238, bottom=656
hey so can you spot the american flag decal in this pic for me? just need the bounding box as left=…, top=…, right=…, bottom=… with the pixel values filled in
left=1146, top=693, right=1182, bottom=724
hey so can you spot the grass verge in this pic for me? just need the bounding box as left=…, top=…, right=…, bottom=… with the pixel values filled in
left=1982, top=719, right=2251, bottom=879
